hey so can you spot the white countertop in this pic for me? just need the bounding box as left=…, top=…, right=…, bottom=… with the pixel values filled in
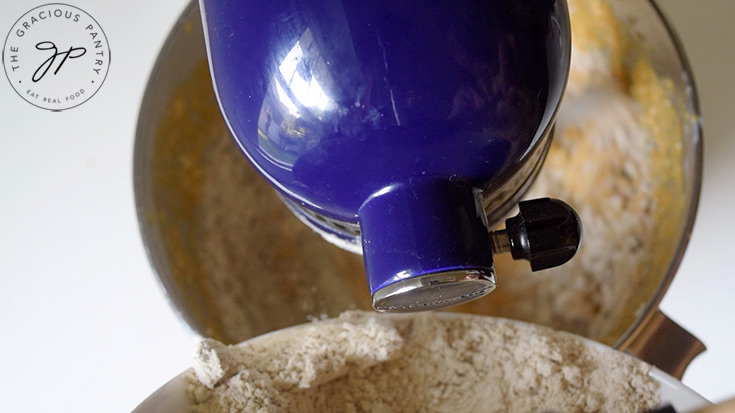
left=0, top=1, right=732, bottom=411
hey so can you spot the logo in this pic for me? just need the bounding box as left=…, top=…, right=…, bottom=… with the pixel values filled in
left=3, top=3, right=110, bottom=111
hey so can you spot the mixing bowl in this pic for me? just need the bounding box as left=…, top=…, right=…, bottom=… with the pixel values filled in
left=134, top=0, right=703, bottom=378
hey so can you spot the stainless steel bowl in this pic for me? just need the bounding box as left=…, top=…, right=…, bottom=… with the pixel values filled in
left=134, top=0, right=703, bottom=378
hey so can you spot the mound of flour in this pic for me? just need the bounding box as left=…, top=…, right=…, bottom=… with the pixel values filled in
left=187, top=312, right=659, bottom=413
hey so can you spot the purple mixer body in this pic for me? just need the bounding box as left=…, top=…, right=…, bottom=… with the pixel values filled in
left=200, top=0, right=572, bottom=311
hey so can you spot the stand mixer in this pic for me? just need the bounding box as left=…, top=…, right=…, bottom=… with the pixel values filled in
left=197, top=0, right=582, bottom=312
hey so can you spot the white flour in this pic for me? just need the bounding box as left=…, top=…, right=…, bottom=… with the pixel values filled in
left=187, top=312, right=660, bottom=413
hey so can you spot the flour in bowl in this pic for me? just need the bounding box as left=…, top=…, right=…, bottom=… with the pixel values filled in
left=187, top=311, right=659, bottom=413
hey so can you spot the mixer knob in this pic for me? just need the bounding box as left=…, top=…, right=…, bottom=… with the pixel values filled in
left=490, top=198, right=582, bottom=271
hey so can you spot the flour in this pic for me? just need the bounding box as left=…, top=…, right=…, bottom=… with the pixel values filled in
left=187, top=312, right=660, bottom=413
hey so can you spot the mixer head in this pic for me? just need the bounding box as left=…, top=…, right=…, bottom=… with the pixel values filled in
left=199, top=0, right=581, bottom=311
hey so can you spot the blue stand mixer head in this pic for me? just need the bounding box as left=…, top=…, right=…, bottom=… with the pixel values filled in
left=199, top=0, right=581, bottom=312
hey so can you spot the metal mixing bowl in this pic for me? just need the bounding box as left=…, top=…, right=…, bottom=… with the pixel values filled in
left=134, top=0, right=703, bottom=378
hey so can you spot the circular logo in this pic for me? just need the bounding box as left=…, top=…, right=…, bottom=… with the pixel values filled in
left=3, top=3, right=110, bottom=111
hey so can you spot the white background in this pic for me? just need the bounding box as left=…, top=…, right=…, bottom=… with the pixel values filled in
left=0, top=1, right=732, bottom=411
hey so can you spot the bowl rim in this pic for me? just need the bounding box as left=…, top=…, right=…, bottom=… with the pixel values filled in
left=132, top=0, right=206, bottom=337
left=614, top=0, right=704, bottom=350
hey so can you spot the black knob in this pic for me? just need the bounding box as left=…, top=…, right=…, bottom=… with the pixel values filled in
left=504, top=198, right=582, bottom=271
